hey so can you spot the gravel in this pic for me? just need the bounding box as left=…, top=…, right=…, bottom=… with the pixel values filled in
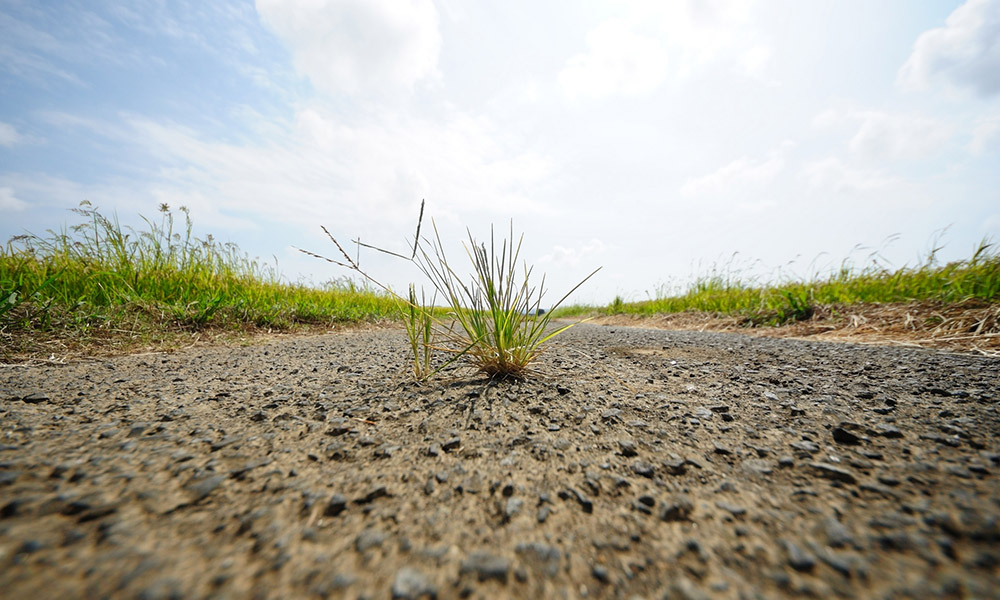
left=1, top=323, right=998, bottom=598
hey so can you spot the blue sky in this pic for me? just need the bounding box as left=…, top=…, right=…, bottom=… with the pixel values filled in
left=2, top=0, right=998, bottom=304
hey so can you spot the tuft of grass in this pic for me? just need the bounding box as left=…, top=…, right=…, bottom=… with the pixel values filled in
left=556, top=238, right=999, bottom=325
left=300, top=200, right=599, bottom=380
left=1, top=202, right=399, bottom=359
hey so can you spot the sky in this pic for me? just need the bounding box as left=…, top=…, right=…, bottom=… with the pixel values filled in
left=1, top=0, right=999, bottom=305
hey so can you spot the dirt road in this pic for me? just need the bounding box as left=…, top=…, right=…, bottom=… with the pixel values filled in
left=2, top=324, right=998, bottom=599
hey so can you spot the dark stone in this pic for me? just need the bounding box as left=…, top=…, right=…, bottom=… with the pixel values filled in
left=832, top=427, right=862, bottom=445
left=660, top=496, right=693, bottom=522
left=810, top=462, right=857, bottom=484
left=631, top=461, right=655, bottom=478
left=460, top=552, right=509, bottom=582
left=618, top=440, right=638, bottom=457
left=21, top=393, right=50, bottom=404
left=324, top=494, right=348, bottom=517
left=591, top=564, right=610, bottom=583
left=783, top=540, right=816, bottom=572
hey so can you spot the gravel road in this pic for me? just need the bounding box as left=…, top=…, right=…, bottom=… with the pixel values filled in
left=1, top=323, right=998, bottom=599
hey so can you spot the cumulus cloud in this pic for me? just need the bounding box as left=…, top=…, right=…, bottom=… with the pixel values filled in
left=898, top=0, right=1000, bottom=97
left=255, top=0, right=441, bottom=97
left=848, top=111, right=952, bottom=159
left=680, top=144, right=789, bottom=198
left=0, top=122, right=21, bottom=147
left=558, top=19, right=670, bottom=100
left=558, top=0, right=769, bottom=100
left=0, top=187, right=28, bottom=211
left=803, top=158, right=900, bottom=193
left=538, top=239, right=607, bottom=269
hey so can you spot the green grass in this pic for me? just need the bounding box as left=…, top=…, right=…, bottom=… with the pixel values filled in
left=556, top=239, right=1000, bottom=325
left=1, top=202, right=399, bottom=357
left=300, top=201, right=599, bottom=380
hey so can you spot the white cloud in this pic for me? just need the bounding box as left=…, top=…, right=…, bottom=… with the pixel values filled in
left=680, top=145, right=789, bottom=198
left=112, top=105, right=554, bottom=237
left=538, top=239, right=607, bottom=269
left=803, top=157, right=900, bottom=193
left=848, top=111, right=952, bottom=159
left=970, top=114, right=1000, bottom=154
left=557, top=19, right=670, bottom=100
left=558, top=0, right=769, bottom=100
left=255, top=0, right=441, bottom=97
left=898, top=0, right=1000, bottom=97
left=0, top=187, right=28, bottom=212
left=0, top=122, right=21, bottom=147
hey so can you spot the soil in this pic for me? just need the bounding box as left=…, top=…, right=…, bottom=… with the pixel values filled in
left=1, top=323, right=998, bottom=599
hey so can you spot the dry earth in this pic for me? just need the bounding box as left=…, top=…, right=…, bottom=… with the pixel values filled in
left=1, top=323, right=998, bottom=599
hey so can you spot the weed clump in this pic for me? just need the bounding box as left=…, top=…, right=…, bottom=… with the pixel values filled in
left=299, top=200, right=599, bottom=380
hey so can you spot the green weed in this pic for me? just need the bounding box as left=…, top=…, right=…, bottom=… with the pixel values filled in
left=300, top=201, right=599, bottom=380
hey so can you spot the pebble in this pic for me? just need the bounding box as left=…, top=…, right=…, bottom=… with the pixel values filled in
left=618, top=440, right=638, bottom=457
left=504, top=497, right=523, bottom=521
left=392, top=567, right=437, bottom=599
left=515, top=542, right=561, bottom=577
left=660, top=496, right=693, bottom=522
left=324, top=494, right=347, bottom=517
left=21, top=393, right=50, bottom=404
left=631, top=461, right=655, bottom=478
left=460, top=552, right=510, bottom=582
left=715, top=501, right=747, bottom=517
left=810, top=462, right=857, bottom=485
left=355, top=529, right=388, bottom=552
left=783, top=539, right=816, bottom=571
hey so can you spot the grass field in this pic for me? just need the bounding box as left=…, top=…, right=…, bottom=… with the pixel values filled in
left=3, top=202, right=998, bottom=360
left=555, top=239, right=1000, bottom=326
left=1, top=203, right=398, bottom=359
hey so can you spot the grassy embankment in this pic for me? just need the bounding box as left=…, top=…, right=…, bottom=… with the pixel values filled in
left=1, top=203, right=398, bottom=359
left=556, top=240, right=1000, bottom=327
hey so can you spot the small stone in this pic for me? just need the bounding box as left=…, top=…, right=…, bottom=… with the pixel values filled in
left=504, top=497, right=523, bottom=521
left=715, top=501, right=747, bottom=517
left=660, top=496, right=693, bottom=522
left=591, top=564, right=610, bottom=583
left=783, top=540, right=816, bottom=572
left=355, top=529, right=388, bottom=552
left=832, top=427, right=862, bottom=445
left=631, top=461, right=655, bottom=478
left=355, top=486, right=390, bottom=504
left=392, top=567, right=437, bottom=600
left=810, top=462, right=857, bottom=485
left=791, top=441, right=820, bottom=454
left=556, top=385, right=571, bottom=395
left=823, top=517, right=855, bottom=548
left=664, top=458, right=687, bottom=475
left=21, top=393, right=50, bottom=404
left=618, top=440, right=638, bottom=457
left=187, top=475, right=225, bottom=501
left=442, top=438, right=461, bottom=452
left=713, top=442, right=733, bottom=455
left=210, top=435, right=240, bottom=451
left=460, top=552, right=510, bottom=582
left=515, top=542, right=561, bottom=577
left=324, top=494, right=347, bottom=517
left=876, top=424, right=903, bottom=438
